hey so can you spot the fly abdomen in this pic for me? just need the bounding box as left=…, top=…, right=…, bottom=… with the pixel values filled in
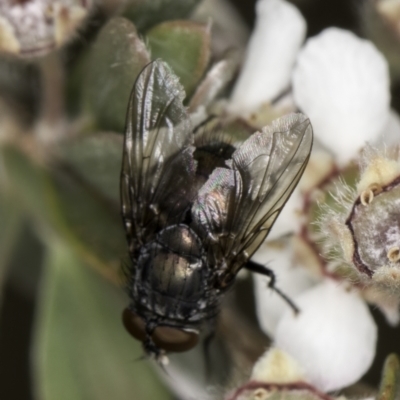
left=134, top=225, right=210, bottom=312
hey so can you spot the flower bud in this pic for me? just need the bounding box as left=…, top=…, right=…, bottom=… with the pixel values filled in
left=312, top=145, right=400, bottom=317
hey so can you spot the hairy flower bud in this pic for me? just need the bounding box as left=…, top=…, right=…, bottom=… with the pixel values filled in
left=348, top=147, right=400, bottom=288
left=312, top=145, right=400, bottom=320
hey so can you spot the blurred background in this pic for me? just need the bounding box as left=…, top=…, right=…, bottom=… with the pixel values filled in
left=1, top=0, right=400, bottom=399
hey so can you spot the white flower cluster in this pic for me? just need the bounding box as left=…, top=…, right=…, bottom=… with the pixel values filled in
left=227, top=0, right=400, bottom=393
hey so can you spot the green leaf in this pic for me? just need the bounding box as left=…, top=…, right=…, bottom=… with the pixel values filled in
left=378, top=354, right=400, bottom=400
left=58, top=133, right=123, bottom=203
left=1, top=144, right=125, bottom=281
left=0, top=190, right=23, bottom=271
left=0, top=56, right=40, bottom=121
left=1, top=145, right=60, bottom=228
left=123, top=0, right=201, bottom=32
left=49, top=166, right=126, bottom=279
left=83, top=17, right=151, bottom=133
left=146, top=20, right=211, bottom=98
left=66, top=50, right=91, bottom=118
left=0, top=187, right=23, bottom=304
left=33, top=242, right=173, bottom=400
left=2, top=221, right=44, bottom=300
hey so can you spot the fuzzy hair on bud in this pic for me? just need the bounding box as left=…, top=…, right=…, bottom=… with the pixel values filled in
left=314, top=180, right=361, bottom=280
left=312, top=144, right=400, bottom=314
left=357, top=145, right=400, bottom=193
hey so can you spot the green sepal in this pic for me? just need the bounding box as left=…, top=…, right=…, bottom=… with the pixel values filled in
left=146, top=20, right=211, bottom=98
left=378, top=354, right=400, bottom=400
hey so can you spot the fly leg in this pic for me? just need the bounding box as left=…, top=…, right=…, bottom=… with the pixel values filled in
left=245, top=260, right=300, bottom=314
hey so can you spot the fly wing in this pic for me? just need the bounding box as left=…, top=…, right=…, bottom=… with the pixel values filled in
left=121, top=60, right=196, bottom=250
left=192, top=113, right=313, bottom=283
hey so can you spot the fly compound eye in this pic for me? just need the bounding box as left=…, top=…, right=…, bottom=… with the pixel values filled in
left=123, top=308, right=199, bottom=353
left=122, top=308, right=147, bottom=341
left=152, top=326, right=199, bottom=352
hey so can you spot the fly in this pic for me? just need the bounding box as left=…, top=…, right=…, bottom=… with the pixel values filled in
left=120, top=59, right=313, bottom=361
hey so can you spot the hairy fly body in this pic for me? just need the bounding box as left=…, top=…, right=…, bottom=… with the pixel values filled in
left=120, top=60, right=313, bottom=360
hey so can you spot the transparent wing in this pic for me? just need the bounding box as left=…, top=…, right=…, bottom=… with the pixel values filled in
left=121, top=60, right=196, bottom=249
left=192, top=113, right=313, bottom=283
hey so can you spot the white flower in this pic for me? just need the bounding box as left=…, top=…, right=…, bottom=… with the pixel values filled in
left=252, top=239, right=316, bottom=336
left=292, top=28, right=390, bottom=165
left=274, top=27, right=391, bottom=237
left=228, top=0, right=308, bottom=239
left=229, top=0, right=306, bottom=115
left=378, top=109, right=400, bottom=147
left=228, top=1, right=391, bottom=392
left=229, top=3, right=392, bottom=237
left=275, top=280, right=377, bottom=392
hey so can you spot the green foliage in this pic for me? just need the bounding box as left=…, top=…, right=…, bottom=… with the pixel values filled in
left=123, top=0, right=201, bottom=32
left=59, top=133, right=123, bottom=203
left=0, top=187, right=22, bottom=304
left=33, top=243, right=172, bottom=400
left=378, top=354, right=400, bottom=400
left=147, top=20, right=211, bottom=98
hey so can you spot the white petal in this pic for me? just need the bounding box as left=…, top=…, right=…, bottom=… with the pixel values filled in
left=229, top=0, right=306, bottom=115
left=377, top=109, right=400, bottom=147
left=275, top=280, right=377, bottom=392
left=293, top=28, right=390, bottom=164
left=252, top=239, right=316, bottom=337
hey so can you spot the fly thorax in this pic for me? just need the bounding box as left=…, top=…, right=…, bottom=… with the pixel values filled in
left=136, top=225, right=210, bottom=305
